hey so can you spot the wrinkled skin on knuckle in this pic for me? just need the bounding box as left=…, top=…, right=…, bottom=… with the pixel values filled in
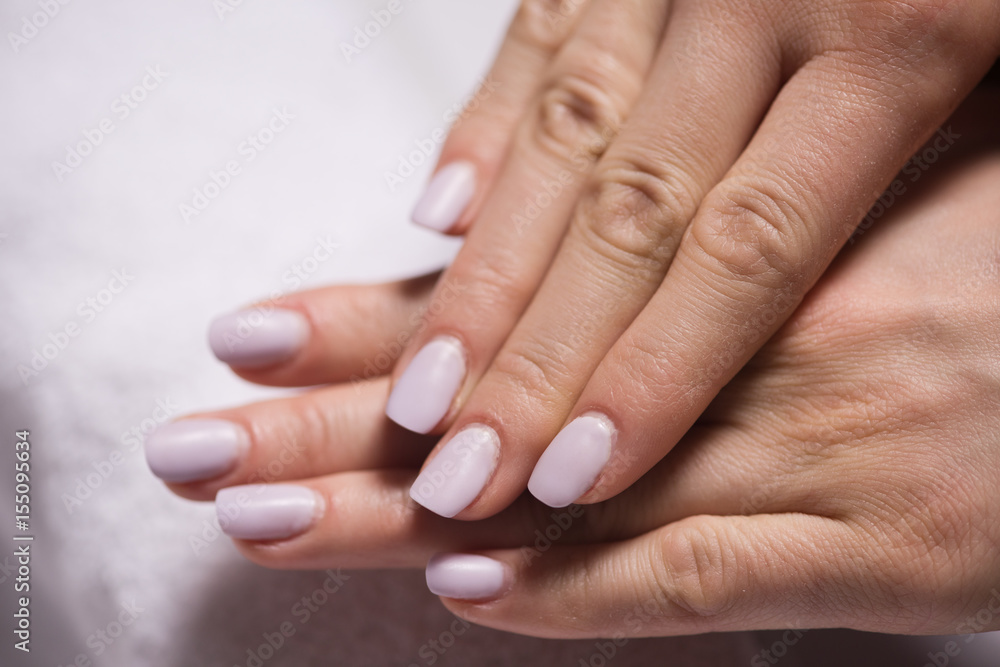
left=531, top=72, right=624, bottom=163
left=689, top=180, right=814, bottom=294
left=575, top=161, right=701, bottom=270
left=490, top=338, right=579, bottom=409
left=652, top=522, right=740, bottom=624
left=512, top=0, right=586, bottom=51
left=455, top=243, right=539, bottom=319
left=529, top=9, right=659, bottom=163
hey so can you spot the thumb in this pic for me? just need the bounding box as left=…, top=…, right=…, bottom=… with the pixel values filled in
left=423, top=513, right=924, bottom=638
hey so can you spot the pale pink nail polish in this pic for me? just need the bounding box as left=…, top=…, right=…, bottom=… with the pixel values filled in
left=145, top=419, right=248, bottom=483
left=425, top=553, right=507, bottom=600
left=386, top=337, right=466, bottom=434
left=411, top=161, right=476, bottom=232
left=528, top=413, right=616, bottom=508
left=409, top=425, right=499, bottom=518
left=208, top=308, right=308, bottom=368
left=216, top=484, right=323, bottom=541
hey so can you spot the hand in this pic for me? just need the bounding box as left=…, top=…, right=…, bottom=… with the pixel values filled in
left=149, top=99, right=1000, bottom=636
left=376, top=0, right=1000, bottom=519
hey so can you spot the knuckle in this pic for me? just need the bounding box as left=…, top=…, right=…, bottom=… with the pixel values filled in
left=652, top=523, right=737, bottom=620
left=690, top=182, right=811, bottom=290
left=489, top=338, right=577, bottom=407
left=512, top=0, right=585, bottom=51
left=576, top=162, right=700, bottom=269
left=285, top=395, right=335, bottom=469
left=532, top=72, right=622, bottom=163
left=456, top=245, right=538, bottom=317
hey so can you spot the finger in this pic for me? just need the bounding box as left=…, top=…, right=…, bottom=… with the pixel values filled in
left=216, top=471, right=558, bottom=570
left=530, top=15, right=998, bottom=506
left=147, top=378, right=433, bottom=499
left=208, top=275, right=435, bottom=386
left=428, top=513, right=904, bottom=638
left=412, top=0, right=591, bottom=234
left=214, top=431, right=817, bottom=572
left=405, top=2, right=781, bottom=518
left=212, top=407, right=841, bottom=571
left=386, top=0, right=670, bottom=436
left=161, top=311, right=830, bottom=509
left=153, top=366, right=830, bottom=524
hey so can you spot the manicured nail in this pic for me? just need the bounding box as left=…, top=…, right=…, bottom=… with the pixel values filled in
left=425, top=553, right=507, bottom=600
left=386, top=337, right=466, bottom=434
left=410, top=425, right=500, bottom=518
left=208, top=308, right=308, bottom=368
left=216, top=484, right=323, bottom=541
left=411, top=161, right=476, bottom=232
left=145, top=419, right=248, bottom=483
left=528, top=413, right=616, bottom=508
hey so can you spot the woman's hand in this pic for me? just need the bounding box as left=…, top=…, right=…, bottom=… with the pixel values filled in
left=371, top=0, right=1000, bottom=519
left=149, top=99, right=1000, bottom=637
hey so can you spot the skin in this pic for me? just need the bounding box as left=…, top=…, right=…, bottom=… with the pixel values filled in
left=374, top=0, right=1000, bottom=519
left=166, top=90, right=1000, bottom=638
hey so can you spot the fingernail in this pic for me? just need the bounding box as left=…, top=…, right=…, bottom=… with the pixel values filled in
left=145, top=419, right=248, bottom=483
left=426, top=553, right=508, bottom=600
left=386, top=337, right=466, bottom=434
left=208, top=308, right=309, bottom=368
left=410, top=425, right=500, bottom=518
left=528, top=413, right=616, bottom=508
left=216, top=484, right=323, bottom=541
left=411, top=161, right=477, bottom=232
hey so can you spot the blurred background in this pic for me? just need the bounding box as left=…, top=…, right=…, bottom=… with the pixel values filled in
left=0, top=1, right=997, bottom=664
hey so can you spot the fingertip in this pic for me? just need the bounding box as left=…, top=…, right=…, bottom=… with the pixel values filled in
left=411, top=161, right=478, bottom=234
left=385, top=336, right=467, bottom=434
left=408, top=424, right=501, bottom=518
left=528, top=412, right=616, bottom=508
left=208, top=307, right=309, bottom=369
left=425, top=552, right=511, bottom=601
left=145, top=418, right=249, bottom=485
left=216, top=483, right=326, bottom=542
